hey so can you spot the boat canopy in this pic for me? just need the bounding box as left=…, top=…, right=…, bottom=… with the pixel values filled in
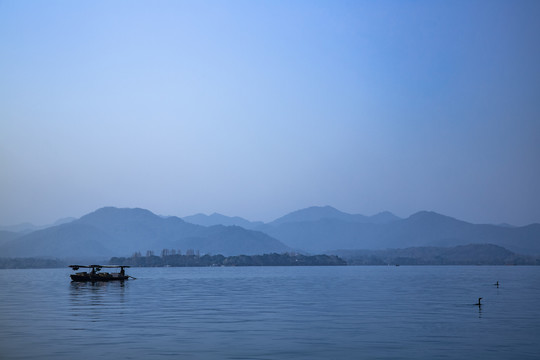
left=69, top=265, right=130, bottom=271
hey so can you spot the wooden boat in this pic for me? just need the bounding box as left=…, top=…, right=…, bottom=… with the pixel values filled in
left=69, top=265, right=132, bottom=282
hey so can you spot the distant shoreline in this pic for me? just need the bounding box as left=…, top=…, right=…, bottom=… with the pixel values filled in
left=1, top=250, right=539, bottom=269
left=109, top=253, right=347, bottom=267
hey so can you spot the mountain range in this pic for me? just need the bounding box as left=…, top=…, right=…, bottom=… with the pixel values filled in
left=1, top=206, right=539, bottom=261
left=184, top=206, right=540, bottom=255
left=182, top=213, right=264, bottom=229
left=331, top=244, right=537, bottom=265
left=0, top=217, right=76, bottom=234
left=256, top=208, right=540, bottom=255
left=0, top=207, right=289, bottom=259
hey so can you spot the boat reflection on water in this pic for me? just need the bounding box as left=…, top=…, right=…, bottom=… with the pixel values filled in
left=69, top=276, right=128, bottom=312
left=70, top=280, right=127, bottom=289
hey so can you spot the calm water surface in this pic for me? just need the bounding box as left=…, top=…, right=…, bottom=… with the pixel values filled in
left=1, top=266, right=539, bottom=359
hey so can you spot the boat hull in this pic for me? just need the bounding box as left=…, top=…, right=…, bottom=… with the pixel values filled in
left=70, top=274, right=129, bottom=282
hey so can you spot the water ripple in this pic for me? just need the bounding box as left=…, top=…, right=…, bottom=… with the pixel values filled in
left=1, top=266, right=540, bottom=359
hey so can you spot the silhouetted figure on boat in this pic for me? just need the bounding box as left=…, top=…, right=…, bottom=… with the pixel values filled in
left=69, top=265, right=131, bottom=282
left=494, top=281, right=499, bottom=288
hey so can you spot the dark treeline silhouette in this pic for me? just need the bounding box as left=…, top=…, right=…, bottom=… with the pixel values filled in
left=109, top=252, right=346, bottom=267
left=332, top=244, right=540, bottom=265
left=0, top=257, right=66, bottom=269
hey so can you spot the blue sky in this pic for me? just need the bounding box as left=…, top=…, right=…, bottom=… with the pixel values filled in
left=1, top=0, right=539, bottom=226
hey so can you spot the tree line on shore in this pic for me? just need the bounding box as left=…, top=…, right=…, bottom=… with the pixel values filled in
left=2, top=243, right=538, bottom=268
left=109, top=252, right=347, bottom=267
left=0, top=257, right=66, bottom=269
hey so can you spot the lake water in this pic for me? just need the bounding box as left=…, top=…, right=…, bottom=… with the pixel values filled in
left=1, top=266, right=539, bottom=359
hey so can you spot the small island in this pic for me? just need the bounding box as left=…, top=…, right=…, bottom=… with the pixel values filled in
left=109, top=252, right=346, bottom=267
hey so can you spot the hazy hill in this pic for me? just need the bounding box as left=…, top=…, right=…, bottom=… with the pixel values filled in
left=268, top=206, right=400, bottom=225
left=52, top=217, right=77, bottom=226
left=182, top=213, right=263, bottom=229
left=0, top=207, right=290, bottom=259
left=0, top=222, right=41, bottom=234
left=75, top=207, right=199, bottom=254
left=332, top=244, right=537, bottom=265
left=368, top=211, right=402, bottom=224
left=261, top=209, right=540, bottom=255
left=78, top=207, right=290, bottom=256
left=384, top=211, right=540, bottom=254
left=2, top=206, right=539, bottom=261
left=0, top=222, right=114, bottom=258
left=0, top=217, right=76, bottom=234
left=0, top=230, right=21, bottom=246
left=260, top=218, right=376, bottom=252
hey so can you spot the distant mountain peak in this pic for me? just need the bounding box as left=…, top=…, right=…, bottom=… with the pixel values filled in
left=269, top=206, right=403, bottom=226
left=98, top=206, right=153, bottom=213
left=1, top=206, right=289, bottom=258
left=271, top=206, right=350, bottom=225
left=408, top=210, right=461, bottom=222
left=182, top=212, right=262, bottom=229
left=82, top=206, right=156, bottom=218
left=369, top=211, right=400, bottom=224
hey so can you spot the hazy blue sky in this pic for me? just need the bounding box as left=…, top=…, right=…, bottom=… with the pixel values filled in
left=1, top=0, right=539, bottom=226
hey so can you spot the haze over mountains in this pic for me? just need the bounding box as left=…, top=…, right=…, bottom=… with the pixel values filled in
left=0, top=207, right=289, bottom=259
left=181, top=206, right=540, bottom=255
left=0, top=206, right=539, bottom=261
left=182, top=213, right=264, bottom=230
left=0, top=217, right=76, bottom=234
left=257, top=208, right=540, bottom=255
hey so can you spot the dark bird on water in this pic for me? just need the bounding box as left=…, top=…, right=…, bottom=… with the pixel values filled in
left=475, top=297, right=483, bottom=306
left=494, top=281, right=499, bottom=288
